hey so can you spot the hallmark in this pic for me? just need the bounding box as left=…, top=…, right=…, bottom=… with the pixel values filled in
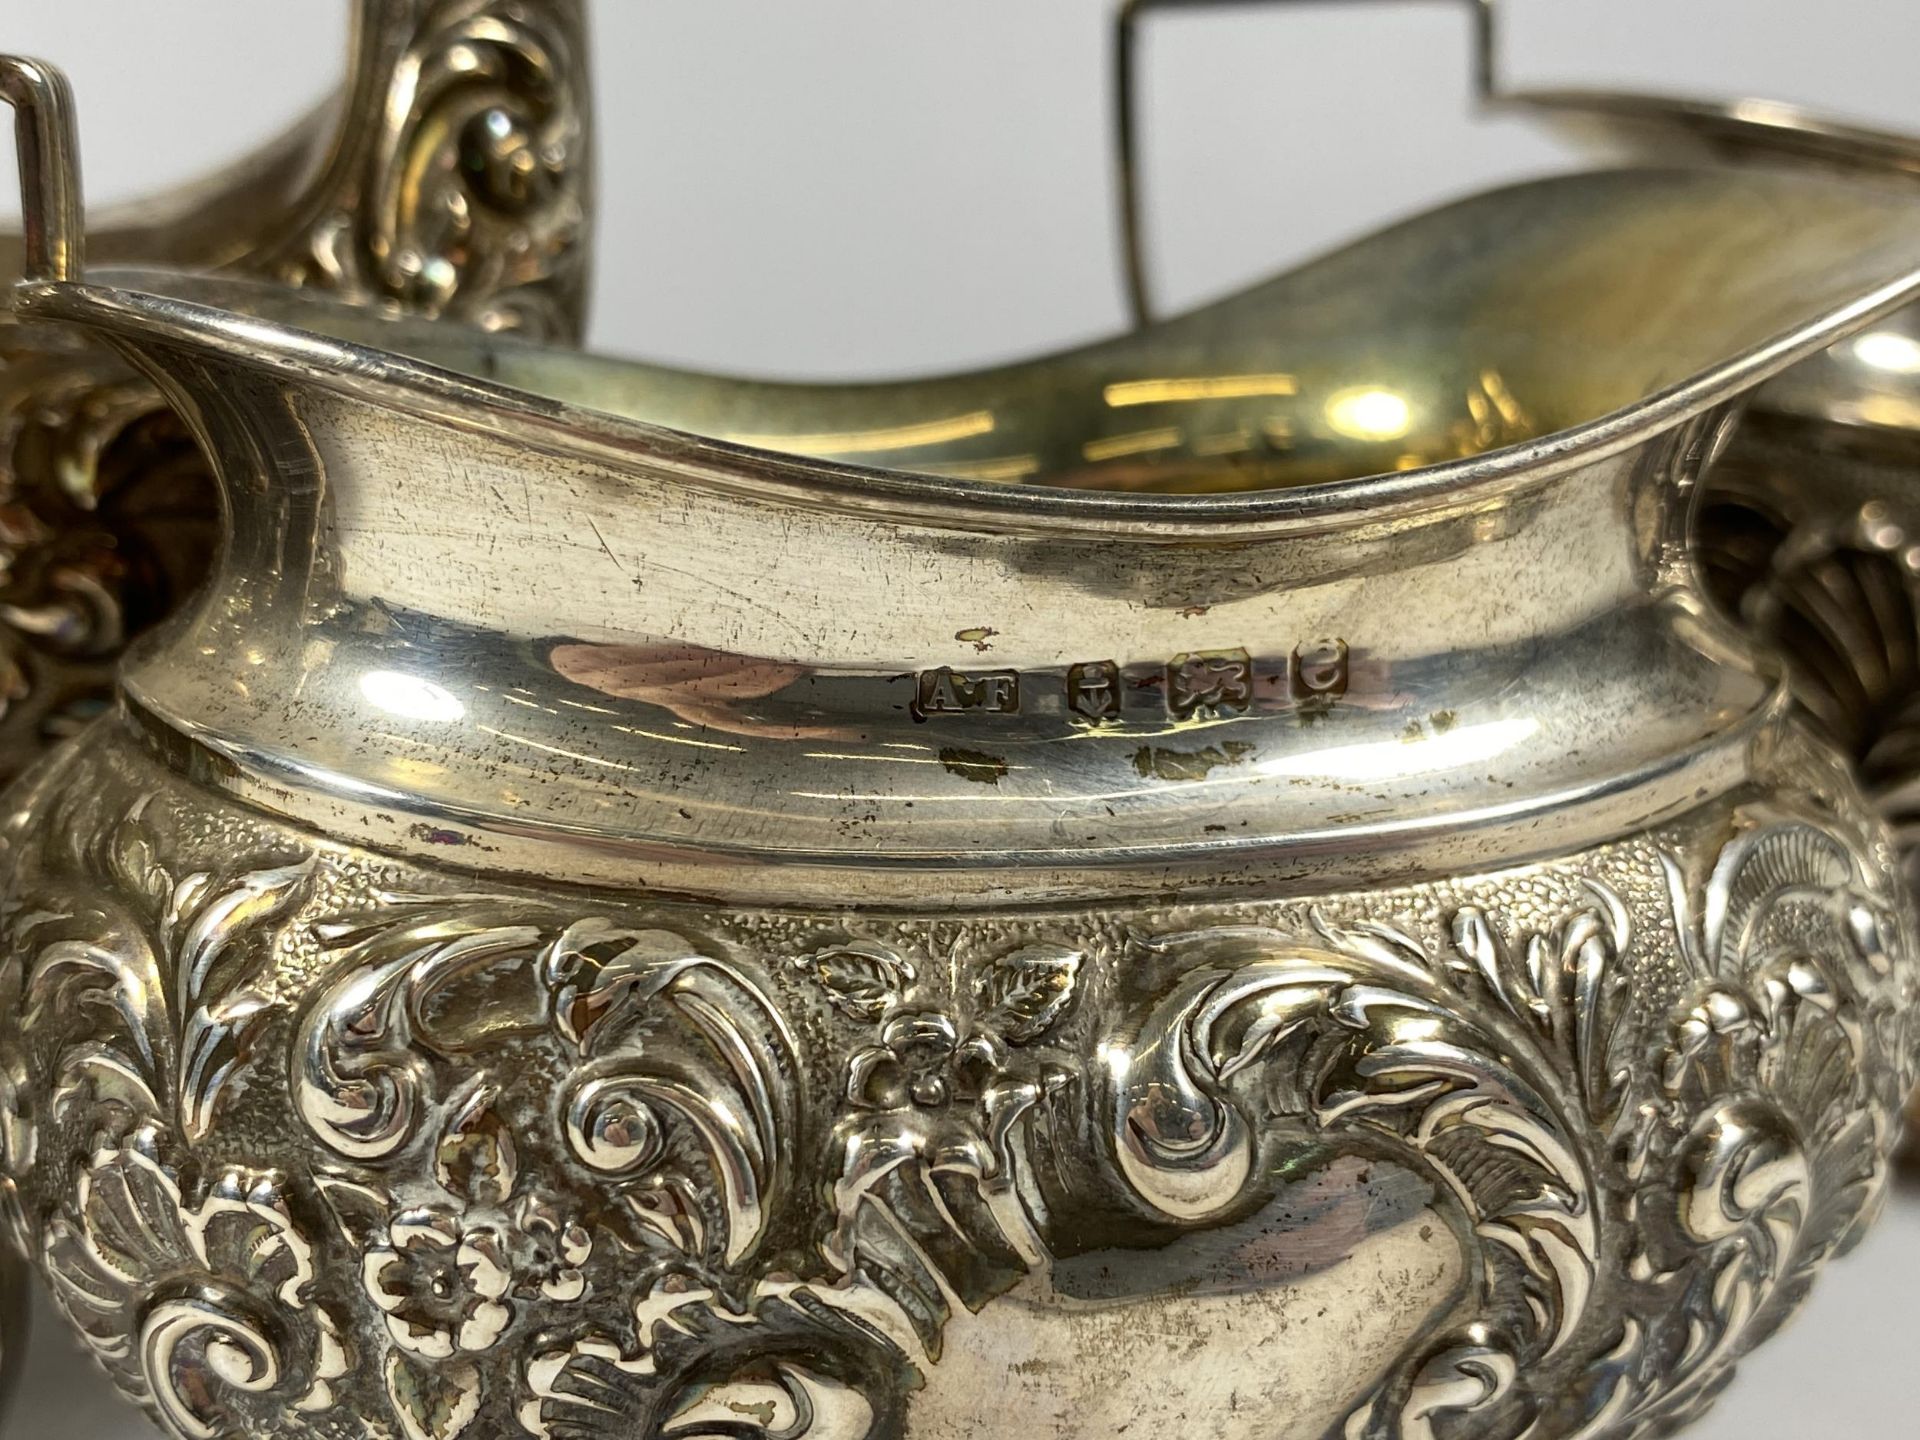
left=1290, top=638, right=1349, bottom=703
left=913, top=641, right=1347, bottom=720
left=916, top=667, right=1021, bottom=716
left=1168, top=648, right=1254, bottom=718
left=1067, top=660, right=1121, bottom=720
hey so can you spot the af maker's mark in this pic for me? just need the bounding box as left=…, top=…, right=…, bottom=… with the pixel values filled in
left=915, top=667, right=1021, bottom=718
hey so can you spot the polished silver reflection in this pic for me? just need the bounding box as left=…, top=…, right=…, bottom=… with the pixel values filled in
left=0, top=47, right=1918, bottom=1440
left=0, top=0, right=592, bottom=792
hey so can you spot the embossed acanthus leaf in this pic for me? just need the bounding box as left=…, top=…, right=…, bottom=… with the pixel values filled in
left=298, top=898, right=798, bottom=1292
left=43, top=1125, right=348, bottom=1440
left=792, top=940, right=917, bottom=1024
left=22, top=798, right=313, bottom=1141
left=974, top=942, right=1082, bottom=1043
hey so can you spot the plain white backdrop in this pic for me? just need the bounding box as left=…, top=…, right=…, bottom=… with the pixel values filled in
left=4, top=2, right=1919, bottom=1436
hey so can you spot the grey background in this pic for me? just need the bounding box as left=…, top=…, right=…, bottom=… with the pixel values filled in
left=4, top=1, right=1919, bottom=1434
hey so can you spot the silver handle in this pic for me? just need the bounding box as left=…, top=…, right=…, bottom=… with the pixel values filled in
left=0, top=54, right=84, bottom=283
left=1114, top=0, right=1499, bottom=325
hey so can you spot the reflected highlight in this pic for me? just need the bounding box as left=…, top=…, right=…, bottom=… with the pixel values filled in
left=359, top=670, right=464, bottom=723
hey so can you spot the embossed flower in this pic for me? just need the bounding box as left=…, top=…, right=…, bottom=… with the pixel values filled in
left=363, top=1205, right=513, bottom=1357
left=515, top=1191, right=592, bottom=1303
left=846, top=1010, right=1003, bottom=1113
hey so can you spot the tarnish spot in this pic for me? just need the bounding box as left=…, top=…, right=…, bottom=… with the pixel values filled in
left=955, top=626, right=999, bottom=652
left=408, top=822, right=471, bottom=847
left=1132, top=741, right=1254, bottom=782
left=939, top=747, right=1010, bottom=785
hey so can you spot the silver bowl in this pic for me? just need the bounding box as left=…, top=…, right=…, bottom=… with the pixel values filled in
left=2, top=50, right=1918, bottom=1440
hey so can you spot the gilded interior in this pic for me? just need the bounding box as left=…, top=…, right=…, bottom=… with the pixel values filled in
left=76, top=165, right=1920, bottom=497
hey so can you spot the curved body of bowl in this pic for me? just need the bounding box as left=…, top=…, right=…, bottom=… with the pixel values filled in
left=3, top=718, right=1909, bottom=1440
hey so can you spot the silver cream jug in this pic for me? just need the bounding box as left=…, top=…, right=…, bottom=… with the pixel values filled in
left=1, top=53, right=1918, bottom=1440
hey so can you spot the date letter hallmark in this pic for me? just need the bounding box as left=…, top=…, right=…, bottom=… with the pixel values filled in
left=1168, top=648, right=1254, bottom=718
left=1290, top=638, right=1349, bottom=707
left=915, top=667, right=1021, bottom=717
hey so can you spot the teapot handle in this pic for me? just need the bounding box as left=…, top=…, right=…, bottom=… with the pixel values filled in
left=0, top=54, right=83, bottom=283
left=1114, top=0, right=1498, bottom=325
